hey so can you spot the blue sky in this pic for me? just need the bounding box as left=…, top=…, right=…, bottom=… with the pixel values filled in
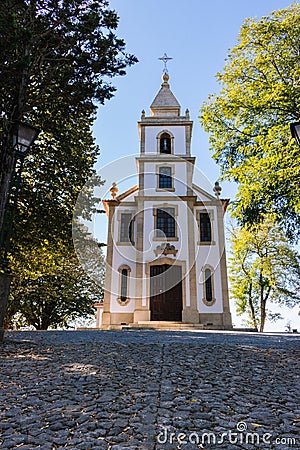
left=92, top=0, right=299, bottom=331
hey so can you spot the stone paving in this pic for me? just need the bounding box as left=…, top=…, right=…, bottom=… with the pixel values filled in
left=0, top=330, right=299, bottom=450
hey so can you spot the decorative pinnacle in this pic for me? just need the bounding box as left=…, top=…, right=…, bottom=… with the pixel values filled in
left=159, top=53, right=173, bottom=74
left=110, top=182, right=118, bottom=199
left=213, top=181, right=222, bottom=199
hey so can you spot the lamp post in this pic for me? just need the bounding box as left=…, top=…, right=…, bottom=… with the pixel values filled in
left=0, top=121, right=40, bottom=342
left=290, top=122, right=300, bottom=146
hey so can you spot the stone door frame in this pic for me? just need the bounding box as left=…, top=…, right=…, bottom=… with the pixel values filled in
left=145, top=257, right=187, bottom=321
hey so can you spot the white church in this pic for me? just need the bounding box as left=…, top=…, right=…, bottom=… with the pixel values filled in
left=100, top=68, right=232, bottom=330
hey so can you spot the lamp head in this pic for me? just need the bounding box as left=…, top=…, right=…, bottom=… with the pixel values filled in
left=290, top=122, right=300, bottom=146
left=13, top=121, right=40, bottom=155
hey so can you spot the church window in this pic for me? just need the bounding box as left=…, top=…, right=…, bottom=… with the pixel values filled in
left=160, top=133, right=172, bottom=154
left=120, top=268, right=128, bottom=302
left=120, top=213, right=133, bottom=243
left=117, top=265, right=131, bottom=305
left=205, top=268, right=213, bottom=302
left=156, top=208, right=175, bottom=237
left=202, top=265, right=216, bottom=306
left=159, top=167, right=172, bottom=189
left=200, top=212, right=212, bottom=242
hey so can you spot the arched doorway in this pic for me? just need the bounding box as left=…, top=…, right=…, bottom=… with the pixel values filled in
left=150, top=264, right=182, bottom=321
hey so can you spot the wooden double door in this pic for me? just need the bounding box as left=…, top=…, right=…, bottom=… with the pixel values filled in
left=150, top=264, right=183, bottom=321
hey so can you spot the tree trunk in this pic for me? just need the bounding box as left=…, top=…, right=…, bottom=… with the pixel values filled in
left=260, top=301, right=266, bottom=332
left=248, top=283, right=258, bottom=331
left=41, top=315, right=50, bottom=330
left=259, top=272, right=266, bottom=332
left=0, top=42, right=29, bottom=231
left=0, top=136, right=15, bottom=232
left=259, top=268, right=272, bottom=332
left=260, top=285, right=272, bottom=332
left=0, top=273, right=13, bottom=342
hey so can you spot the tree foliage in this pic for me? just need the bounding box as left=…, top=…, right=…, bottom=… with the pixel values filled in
left=0, top=0, right=136, bottom=328
left=6, top=242, right=105, bottom=330
left=229, top=218, right=300, bottom=332
left=200, top=3, right=300, bottom=239
left=0, top=0, right=137, bottom=228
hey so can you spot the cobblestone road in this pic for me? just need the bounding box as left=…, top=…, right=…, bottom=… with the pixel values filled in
left=0, top=330, right=299, bottom=450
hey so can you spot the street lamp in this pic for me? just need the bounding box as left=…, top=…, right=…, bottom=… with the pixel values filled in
left=0, top=120, right=40, bottom=342
left=290, top=122, right=300, bottom=146
left=13, top=121, right=40, bottom=154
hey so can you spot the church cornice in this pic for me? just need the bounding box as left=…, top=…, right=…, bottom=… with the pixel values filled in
left=138, top=118, right=193, bottom=126
left=134, top=195, right=198, bottom=202
left=136, top=155, right=195, bottom=163
left=102, top=197, right=230, bottom=213
left=102, top=199, right=119, bottom=215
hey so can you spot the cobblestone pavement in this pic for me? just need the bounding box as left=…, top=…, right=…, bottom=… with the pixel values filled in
left=0, top=330, right=299, bottom=450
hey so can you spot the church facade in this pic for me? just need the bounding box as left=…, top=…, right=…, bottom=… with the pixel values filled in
left=101, top=72, right=232, bottom=329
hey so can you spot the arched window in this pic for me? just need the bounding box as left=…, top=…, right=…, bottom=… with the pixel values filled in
left=205, top=268, right=213, bottom=302
left=160, top=133, right=171, bottom=154
left=120, top=268, right=128, bottom=302
left=118, top=265, right=131, bottom=305
left=202, top=265, right=216, bottom=306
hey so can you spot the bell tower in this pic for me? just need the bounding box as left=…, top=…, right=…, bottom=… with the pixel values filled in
left=137, top=71, right=194, bottom=199
left=138, top=72, right=192, bottom=155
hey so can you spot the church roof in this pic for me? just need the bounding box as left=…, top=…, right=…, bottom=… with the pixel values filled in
left=116, top=185, right=138, bottom=201
left=102, top=185, right=138, bottom=214
left=150, top=73, right=181, bottom=116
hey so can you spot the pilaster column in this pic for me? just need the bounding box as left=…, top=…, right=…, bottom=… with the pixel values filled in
left=185, top=124, right=191, bottom=156
left=133, top=198, right=150, bottom=323
left=140, top=125, right=145, bottom=153
left=182, top=199, right=199, bottom=323
left=216, top=202, right=232, bottom=328
left=0, top=273, right=13, bottom=342
left=102, top=202, right=117, bottom=326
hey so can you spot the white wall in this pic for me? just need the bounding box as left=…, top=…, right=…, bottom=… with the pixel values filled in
left=109, top=210, right=137, bottom=314
left=194, top=206, right=224, bottom=313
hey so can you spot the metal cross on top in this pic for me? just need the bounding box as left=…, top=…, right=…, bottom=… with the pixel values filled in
left=159, top=53, right=173, bottom=74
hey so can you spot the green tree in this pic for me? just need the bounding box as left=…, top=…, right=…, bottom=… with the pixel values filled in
left=0, top=0, right=137, bottom=229
left=0, top=0, right=136, bottom=329
left=229, top=219, right=300, bottom=332
left=200, top=3, right=300, bottom=239
left=6, top=242, right=105, bottom=330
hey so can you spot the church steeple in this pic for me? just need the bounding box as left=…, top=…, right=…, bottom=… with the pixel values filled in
left=150, top=73, right=181, bottom=117
left=138, top=67, right=193, bottom=156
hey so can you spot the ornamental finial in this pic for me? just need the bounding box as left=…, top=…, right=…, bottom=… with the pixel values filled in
left=213, top=181, right=222, bottom=199
left=110, top=182, right=118, bottom=199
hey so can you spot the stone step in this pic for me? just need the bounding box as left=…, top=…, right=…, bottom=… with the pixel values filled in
left=124, top=321, right=204, bottom=330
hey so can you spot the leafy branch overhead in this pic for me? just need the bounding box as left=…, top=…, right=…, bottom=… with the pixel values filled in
left=0, top=0, right=137, bottom=230
left=0, top=0, right=137, bottom=329
left=200, top=3, right=300, bottom=239
left=0, top=0, right=137, bottom=121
